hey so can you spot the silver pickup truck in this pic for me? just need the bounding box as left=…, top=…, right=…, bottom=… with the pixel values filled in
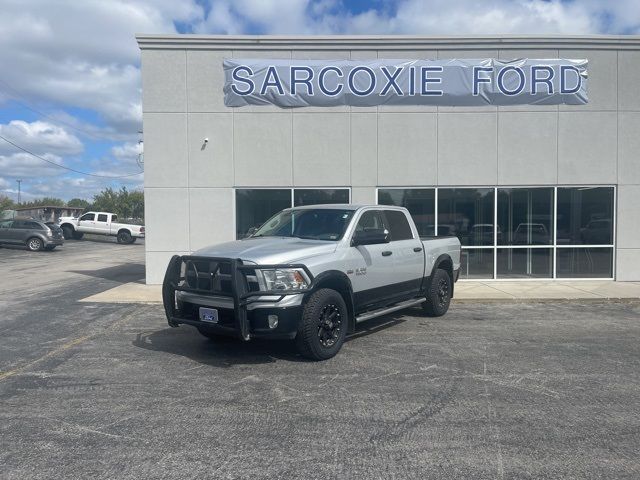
left=163, top=204, right=461, bottom=360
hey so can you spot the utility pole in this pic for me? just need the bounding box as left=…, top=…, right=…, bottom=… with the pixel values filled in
left=16, top=179, right=22, bottom=205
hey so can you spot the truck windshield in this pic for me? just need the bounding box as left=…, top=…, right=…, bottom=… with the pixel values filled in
left=252, top=209, right=355, bottom=241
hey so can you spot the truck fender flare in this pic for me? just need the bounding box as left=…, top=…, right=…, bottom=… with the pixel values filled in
left=305, top=270, right=356, bottom=333
left=59, top=222, right=75, bottom=231
left=426, top=254, right=455, bottom=298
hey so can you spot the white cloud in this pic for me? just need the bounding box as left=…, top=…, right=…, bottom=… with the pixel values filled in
left=0, top=152, right=66, bottom=179
left=0, top=0, right=204, bottom=136
left=195, top=0, right=639, bottom=35
left=0, top=120, right=83, bottom=156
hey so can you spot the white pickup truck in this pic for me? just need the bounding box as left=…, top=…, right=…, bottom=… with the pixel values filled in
left=58, top=212, right=145, bottom=244
left=163, top=204, right=461, bottom=360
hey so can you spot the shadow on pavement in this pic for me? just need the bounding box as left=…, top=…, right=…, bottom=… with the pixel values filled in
left=70, top=263, right=145, bottom=283
left=132, top=311, right=412, bottom=367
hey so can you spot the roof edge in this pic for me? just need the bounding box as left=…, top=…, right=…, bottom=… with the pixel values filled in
left=136, top=34, right=640, bottom=50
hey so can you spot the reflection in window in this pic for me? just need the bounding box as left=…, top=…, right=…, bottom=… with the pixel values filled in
left=556, top=248, right=613, bottom=278
left=438, top=188, right=494, bottom=246
left=378, top=188, right=435, bottom=236
left=556, top=187, right=614, bottom=245
left=460, top=249, right=494, bottom=279
left=236, top=189, right=291, bottom=239
left=497, top=248, right=553, bottom=278
left=498, top=188, right=553, bottom=245
left=294, top=189, right=350, bottom=207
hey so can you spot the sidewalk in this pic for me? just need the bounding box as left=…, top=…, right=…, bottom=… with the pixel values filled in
left=81, top=280, right=640, bottom=304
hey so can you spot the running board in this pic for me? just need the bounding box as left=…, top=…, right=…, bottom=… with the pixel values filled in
left=355, top=297, right=426, bottom=324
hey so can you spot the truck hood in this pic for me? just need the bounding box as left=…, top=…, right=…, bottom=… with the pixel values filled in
left=193, top=237, right=338, bottom=264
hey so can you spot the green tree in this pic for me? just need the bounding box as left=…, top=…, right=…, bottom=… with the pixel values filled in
left=67, top=198, right=90, bottom=209
left=18, top=197, right=65, bottom=208
left=0, top=194, right=15, bottom=211
left=92, top=187, right=144, bottom=221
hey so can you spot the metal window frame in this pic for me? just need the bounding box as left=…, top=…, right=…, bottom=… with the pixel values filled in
left=375, top=185, right=616, bottom=282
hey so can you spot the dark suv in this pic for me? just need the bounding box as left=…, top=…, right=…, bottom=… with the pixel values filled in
left=0, top=218, right=64, bottom=251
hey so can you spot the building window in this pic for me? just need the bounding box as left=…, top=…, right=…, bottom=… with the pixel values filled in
left=556, top=187, right=614, bottom=245
left=378, top=188, right=435, bottom=236
left=378, top=186, right=615, bottom=280
left=498, top=188, right=554, bottom=245
left=438, top=188, right=494, bottom=246
left=235, top=188, right=351, bottom=239
left=235, top=189, right=291, bottom=239
left=497, top=248, right=553, bottom=278
left=293, top=189, right=350, bottom=206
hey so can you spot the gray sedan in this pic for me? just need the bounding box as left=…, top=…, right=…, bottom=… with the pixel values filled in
left=0, top=218, right=64, bottom=251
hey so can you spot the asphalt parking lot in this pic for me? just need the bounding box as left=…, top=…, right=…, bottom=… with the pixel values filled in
left=1, top=240, right=639, bottom=479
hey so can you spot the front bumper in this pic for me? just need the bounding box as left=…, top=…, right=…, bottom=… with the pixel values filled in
left=162, top=256, right=312, bottom=341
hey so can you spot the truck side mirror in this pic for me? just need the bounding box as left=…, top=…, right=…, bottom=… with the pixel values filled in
left=352, top=229, right=390, bottom=246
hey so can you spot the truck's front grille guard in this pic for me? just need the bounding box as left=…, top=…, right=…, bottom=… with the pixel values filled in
left=166, top=256, right=314, bottom=340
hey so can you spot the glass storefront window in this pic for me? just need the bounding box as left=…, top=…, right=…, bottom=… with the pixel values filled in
left=459, top=249, right=494, bottom=279
left=438, top=188, right=494, bottom=246
left=556, top=248, right=613, bottom=278
left=236, top=189, right=291, bottom=239
left=497, top=248, right=553, bottom=278
left=293, top=189, right=350, bottom=207
left=497, top=188, right=554, bottom=245
left=378, top=188, right=435, bottom=236
left=556, top=187, right=614, bottom=245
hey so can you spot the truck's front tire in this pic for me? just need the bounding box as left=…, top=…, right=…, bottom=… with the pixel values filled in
left=296, top=288, right=348, bottom=361
left=422, top=268, right=452, bottom=317
left=72, top=231, right=84, bottom=240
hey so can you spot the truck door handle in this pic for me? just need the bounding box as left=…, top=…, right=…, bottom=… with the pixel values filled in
left=413, top=247, right=423, bottom=252
left=382, top=251, right=392, bottom=256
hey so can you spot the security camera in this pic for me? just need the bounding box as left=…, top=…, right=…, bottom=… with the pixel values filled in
left=204, top=138, right=209, bottom=143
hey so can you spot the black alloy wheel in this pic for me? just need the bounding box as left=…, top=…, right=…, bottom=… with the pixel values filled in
left=317, top=303, right=342, bottom=348
left=422, top=268, right=452, bottom=317
left=296, top=288, right=348, bottom=360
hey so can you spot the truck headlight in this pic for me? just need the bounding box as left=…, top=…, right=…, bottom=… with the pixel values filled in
left=256, top=268, right=310, bottom=291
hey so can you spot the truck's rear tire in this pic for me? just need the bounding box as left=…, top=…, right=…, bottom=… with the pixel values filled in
left=422, top=268, right=452, bottom=317
left=72, top=231, right=84, bottom=240
left=61, top=225, right=73, bottom=240
left=117, top=230, right=132, bottom=244
left=296, top=288, right=348, bottom=361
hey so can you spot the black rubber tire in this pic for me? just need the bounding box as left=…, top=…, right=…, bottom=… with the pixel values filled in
left=61, top=225, right=73, bottom=240
left=72, top=231, right=84, bottom=240
left=26, top=237, right=44, bottom=252
left=422, top=268, right=452, bottom=317
left=128, top=237, right=137, bottom=244
left=117, top=230, right=131, bottom=244
left=296, top=288, right=348, bottom=361
left=44, top=245, right=56, bottom=251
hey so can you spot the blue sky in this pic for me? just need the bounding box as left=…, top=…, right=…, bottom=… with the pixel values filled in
left=0, top=0, right=638, bottom=201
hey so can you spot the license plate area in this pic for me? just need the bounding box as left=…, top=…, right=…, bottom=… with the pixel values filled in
left=199, top=307, right=219, bottom=324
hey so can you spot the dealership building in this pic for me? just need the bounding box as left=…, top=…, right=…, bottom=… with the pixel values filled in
left=137, top=34, right=640, bottom=284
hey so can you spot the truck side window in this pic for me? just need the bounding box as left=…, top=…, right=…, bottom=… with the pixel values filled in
left=80, top=213, right=95, bottom=221
left=97, top=214, right=108, bottom=222
left=384, top=210, right=413, bottom=241
left=355, top=210, right=384, bottom=232
left=111, top=215, right=117, bottom=222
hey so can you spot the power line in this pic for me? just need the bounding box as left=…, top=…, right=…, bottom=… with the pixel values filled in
left=0, top=77, right=115, bottom=141
left=0, top=134, right=143, bottom=179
